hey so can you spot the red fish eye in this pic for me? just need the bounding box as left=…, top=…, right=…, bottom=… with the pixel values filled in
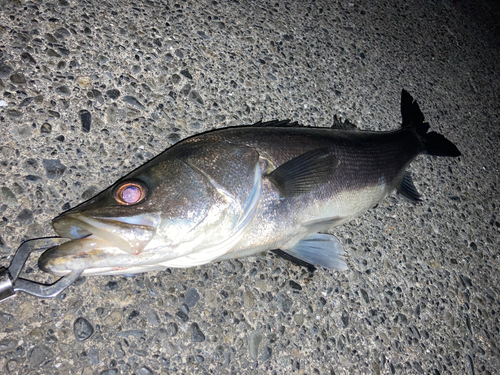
left=114, top=181, right=147, bottom=205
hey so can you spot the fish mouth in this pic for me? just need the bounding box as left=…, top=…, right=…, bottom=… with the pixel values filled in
left=39, top=213, right=159, bottom=276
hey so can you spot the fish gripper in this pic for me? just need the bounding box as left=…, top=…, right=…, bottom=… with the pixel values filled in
left=0, top=238, right=82, bottom=302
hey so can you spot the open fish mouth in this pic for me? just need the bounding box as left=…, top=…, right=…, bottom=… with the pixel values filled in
left=38, top=213, right=159, bottom=276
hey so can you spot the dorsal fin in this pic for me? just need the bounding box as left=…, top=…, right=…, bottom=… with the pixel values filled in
left=331, top=115, right=357, bottom=130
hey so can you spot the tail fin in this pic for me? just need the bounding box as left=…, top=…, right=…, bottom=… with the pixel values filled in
left=401, top=89, right=461, bottom=157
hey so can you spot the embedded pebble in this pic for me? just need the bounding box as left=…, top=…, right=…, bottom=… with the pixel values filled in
left=190, top=323, right=205, bottom=342
left=167, top=322, right=178, bottom=337
left=167, top=133, right=181, bottom=144
left=28, top=345, right=53, bottom=367
left=137, top=366, right=154, bottom=375
left=123, top=95, right=145, bottom=109
left=116, top=329, right=145, bottom=338
left=175, top=310, right=189, bottom=322
left=77, top=76, right=93, bottom=87
left=261, top=346, right=272, bottom=361
left=189, top=90, right=204, bottom=105
left=142, top=277, right=156, bottom=297
left=146, top=309, right=161, bottom=326
left=105, top=281, right=119, bottom=291
left=276, top=293, right=293, bottom=312
left=106, top=89, right=120, bottom=99
left=79, top=109, right=92, bottom=132
left=1, top=187, right=17, bottom=206
left=10, top=72, right=25, bottom=84
left=55, top=85, right=71, bottom=96
left=179, top=303, right=190, bottom=314
left=243, top=290, right=255, bottom=307
left=46, top=48, right=61, bottom=57
left=0, top=64, right=13, bottom=77
left=18, top=97, right=33, bottom=107
left=7, top=109, right=22, bottom=117
left=16, top=208, right=33, bottom=224
left=180, top=69, right=192, bottom=79
left=341, top=311, right=349, bottom=327
left=74, top=317, right=94, bottom=341
left=184, top=288, right=200, bottom=307
left=248, top=329, right=263, bottom=360
left=0, top=338, right=17, bottom=352
left=47, top=110, right=60, bottom=118
left=6, top=360, right=19, bottom=373
left=180, top=84, right=191, bottom=96
left=128, top=310, right=140, bottom=322
left=88, top=348, right=99, bottom=365
left=104, top=309, right=122, bottom=326
left=42, top=159, right=66, bottom=179
left=289, top=280, right=302, bottom=290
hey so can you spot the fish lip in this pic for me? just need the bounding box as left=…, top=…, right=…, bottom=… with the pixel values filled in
left=52, top=213, right=158, bottom=255
left=52, top=213, right=95, bottom=240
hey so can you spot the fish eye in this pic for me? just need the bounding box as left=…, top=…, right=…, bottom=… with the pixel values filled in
left=114, top=180, right=148, bottom=205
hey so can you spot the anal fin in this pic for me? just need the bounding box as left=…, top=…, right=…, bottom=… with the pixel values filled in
left=281, top=233, right=348, bottom=271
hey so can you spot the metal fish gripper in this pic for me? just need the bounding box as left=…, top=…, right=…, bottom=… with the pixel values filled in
left=0, top=238, right=82, bottom=302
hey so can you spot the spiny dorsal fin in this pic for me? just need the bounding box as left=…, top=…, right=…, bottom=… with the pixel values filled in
left=267, top=148, right=337, bottom=197
left=397, top=172, right=422, bottom=203
left=332, top=115, right=357, bottom=130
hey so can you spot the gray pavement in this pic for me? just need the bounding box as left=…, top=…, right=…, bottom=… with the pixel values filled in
left=0, top=0, right=499, bottom=374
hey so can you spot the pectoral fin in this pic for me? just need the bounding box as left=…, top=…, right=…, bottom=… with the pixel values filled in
left=267, top=148, right=337, bottom=197
left=280, top=233, right=348, bottom=271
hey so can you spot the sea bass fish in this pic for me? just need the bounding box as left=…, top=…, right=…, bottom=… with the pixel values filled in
left=39, top=90, right=461, bottom=276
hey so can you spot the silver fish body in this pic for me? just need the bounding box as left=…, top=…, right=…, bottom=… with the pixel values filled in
left=39, top=90, right=460, bottom=276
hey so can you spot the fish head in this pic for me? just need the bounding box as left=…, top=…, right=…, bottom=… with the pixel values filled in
left=39, top=171, right=167, bottom=275
left=39, top=141, right=263, bottom=276
left=53, top=178, right=161, bottom=254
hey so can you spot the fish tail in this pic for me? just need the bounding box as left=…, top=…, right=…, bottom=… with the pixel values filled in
left=401, top=89, right=461, bottom=157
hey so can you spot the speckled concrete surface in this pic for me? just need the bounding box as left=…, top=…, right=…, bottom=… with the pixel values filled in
left=0, top=0, right=499, bottom=374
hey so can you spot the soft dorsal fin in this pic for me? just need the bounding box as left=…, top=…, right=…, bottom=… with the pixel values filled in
left=397, top=172, right=422, bottom=203
left=250, top=117, right=357, bottom=131
left=267, top=148, right=337, bottom=197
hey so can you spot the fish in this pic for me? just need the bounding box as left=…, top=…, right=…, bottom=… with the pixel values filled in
left=38, top=90, right=461, bottom=276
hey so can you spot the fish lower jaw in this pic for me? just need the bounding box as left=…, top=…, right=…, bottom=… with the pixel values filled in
left=38, top=235, right=132, bottom=275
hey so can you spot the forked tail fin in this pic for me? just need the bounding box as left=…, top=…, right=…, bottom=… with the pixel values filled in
left=401, top=89, right=461, bottom=157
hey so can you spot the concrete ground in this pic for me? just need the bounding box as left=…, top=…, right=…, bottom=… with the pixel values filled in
left=1, top=0, right=499, bottom=374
